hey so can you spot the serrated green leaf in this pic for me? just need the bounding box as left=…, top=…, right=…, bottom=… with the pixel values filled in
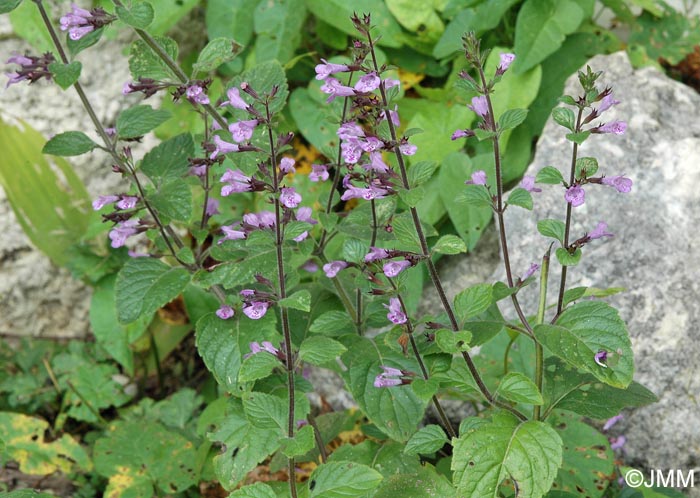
left=342, top=238, right=369, bottom=264
left=556, top=247, right=582, bottom=266
left=193, top=37, right=242, bottom=73
left=67, top=27, right=104, bottom=56
left=128, top=36, right=179, bottom=80
left=536, top=166, right=564, bottom=185
left=279, top=290, right=311, bottom=312
left=566, top=130, right=591, bottom=145
left=537, top=219, right=566, bottom=244
left=309, top=461, right=384, bottom=497
left=299, top=336, right=347, bottom=366
left=452, top=414, right=563, bottom=497
left=562, top=286, right=625, bottom=308
left=373, top=464, right=455, bottom=497
left=535, top=301, right=634, bottom=388
left=280, top=424, right=315, bottom=458
left=398, top=186, right=425, bottom=208
left=228, top=60, right=288, bottom=114
left=238, top=352, right=281, bottom=383
left=507, top=187, right=533, bottom=210
left=141, top=133, right=194, bottom=181
left=0, top=0, right=22, bottom=14
left=242, top=391, right=286, bottom=431
left=433, top=234, right=467, bottom=255
left=458, top=183, right=494, bottom=209
left=552, top=107, right=576, bottom=131
left=116, top=1, right=154, bottom=29
left=309, top=310, right=355, bottom=335
left=148, top=180, right=192, bottom=222
left=454, top=283, right=493, bottom=322
left=496, top=372, right=543, bottom=405
left=499, top=108, right=529, bottom=131
left=48, top=61, right=82, bottom=90
left=228, top=483, right=277, bottom=498
left=404, top=425, right=448, bottom=456
left=253, top=0, right=306, bottom=65
left=407, top=161, right=437, bottom=187
left=42, top=131, right=96, bottom=156
left=116, top=105, right=171, bottom=139
left=115, top=258, right=190, bottom=324
left=575, top=156, right=599, bottom=179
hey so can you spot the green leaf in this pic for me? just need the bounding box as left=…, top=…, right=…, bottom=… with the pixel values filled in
left=458, top=184, right=494, bottom=209
left=536, top=166, right=564, bottom=184
left=299, top=336, right=347, bottom=366
left=309, top=461, right=383, bottom=497
left=242, top=391, right=287, bottom=431
left=514, top=0, right=585, bottom=73
left=535, top=301, right=634, bottom=388
left=48, top=61, right=82, bottom=90
left=116, top=1, right=154, bottom=29
left=94, top=420, right=197, bottom=495
left=373, top=465, right=456, bottom=497
left=473, top=128, right=497, bottom=141
left=253, top=0, right=306, bottom=65
left=434, top=329, right=472, bottom=354
left=9, top=0, right=52, bottom=52
left=115, top=258, right=190, bottom=324
left=279, top=290, right=311, bottom=312
left=280, top=424, right=315, bottom=458
left=128, top=36, right=179, bottom=80
left=499, top=108, right=529, bottom=131
left=289, top=87, right=341, bottom=153
left=141, top=133, right=194, bottom=181
left=238, top=352, right=280, bottom=383
left=193, top=37, right=242, bottom=73
left=562, top=286, right=625, bottom=308
left=206, top=0, right=255, bottom=48
left=552, top=107, right=576, bottom=131
left=42, top=131, right=96, bottom=156
left=309, top=310, right=355, bottom=335
left=454, top=283, right=493, bottom=322
left=404, top=425, right=448, bottom=456
left=407, top=161, right=438, bottom=187
left=67, top=27, right=104, bottom=56
left=149, top=180, right=192, bottom=222
left=452, top=414, right=563, bottom=498
left=507, top=187, right=533, bottom=210
left=116, top=105, right=171, bottom=139
left=146, top=0, right=198, bottom=35
left=391, top=212, right=421, bottom=251
left=398, top=186, right=425, bottom=208
left=229, top=483, right=277, bottom=498
left=385, top=0, right=444, bottom=44
left=496, top=372, right=543, bottom=405
left=537, top=219, right=566, bottom=244
left=433, top=234, right=467, bottom=255
left=555, top=247, right=582, bottom=266
left=575, top=156, right=599, bottom=179
left=565, top=130, right=591, bottom=145
left=0, top=0, right=22, bottom=14
left=342, top=238, right=369, bottom=264
left=229, top=60, right=288, bottom=114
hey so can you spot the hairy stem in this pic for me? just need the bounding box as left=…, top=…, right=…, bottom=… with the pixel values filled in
left=533, top=246, right=551, bottom=420
left=264, top=102, right=297, bottom=498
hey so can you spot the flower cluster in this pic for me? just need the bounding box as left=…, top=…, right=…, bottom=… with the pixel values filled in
left=373, top=365, right=414, bottom=388
left=5, top=53, right=55, bottom=88
left=59, top=3, right=116, bottom=41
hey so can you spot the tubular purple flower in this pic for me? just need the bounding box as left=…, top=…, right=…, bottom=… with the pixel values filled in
left=522, top=263, right=540, bottom=280
left=362, top=186, right=388, bottom=200
left=219, top=225, right=246, bottom=244
left=109, top=219, right=140, bottom=248
left=5, top=52, right=55, bottom=88
left=384, top=297, right=407, bottom=325
left=220, top=168, right=252, bottom=196
left=323, top=260, right=348, bottom=278
left=220, top=86, right=248, bottom=110
left=296, top=206, right=316, bottom=224
left=340, top=139, right=363, bottom=164
left=354, top=72, right=381, bottom=93
left=243, top=301, right=269, bottom=320
left=359, top=136, right=383, bottom=152
left=399, top=143, right=417, bottom=156
left=498, top=53, right=515, bottom=73
left=451, top=129, right=472, bottom=140
left=244, top=211, right=276, bottom=229
left=211, top=135, right=240, bottom=159
left=279, top=157, right=296, bottom=174
left=364, top=152, right=390, bottom=173
left=240, top=289, right=255, bottom=297
left=205, top=198, right=220, bottom=217
left=609, top=435, right=626, bottom=451
left=383, top=259, right=411, bottom=278
left=380, top=106, right=400, bottom=126
left=374, top=376, right=403, bottom=388
left=314, top=59, right=350, bottom=80
left=466, top=170, right=488, bottom=185
left=302, top=261, right=319, bottom=273
left=228, top=119, right=258, bottom=142
left=280, top=187, right=302, bottom=208
left=309, top=164, right=329, bottom=182
left=601, top=175, right=632, bottom=193
left=603, top=414, right=624, bottom=432
left=186, top=85, right=209, bottom=105
left=598, top=94, right=620, bottom=114
left=588, top=221, right=614, bottom=240
left=261, top=341, right=279, bottom=355
left=364, top=246, right=389, bottom=262
left=379, top=365, right=403, bottom=377
left=597, top=121, right=627, bottom=135
left=565, top=185, right=585, bottom=207
left=92, top=195, right=119, bottom=210
left=337, top=122, right=365, bottom=140
left=320, top=77, right=355, bottom=102
left=468, top=96, right=489, bottom=118
left=216, top=305, right=234, bottom=320
left=116, top=196, right=138, bottom=210
left=384, top=78, right=400, bottom=89
left=594, top=350, right=608, bottom=368
left=519, top=175, right=542, bottom=193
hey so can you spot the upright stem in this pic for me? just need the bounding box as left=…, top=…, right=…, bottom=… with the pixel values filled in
left=264, top=102, right=297, bottom=498
left=533, top=246, right=551, bottom=420
left=555, top=108, right=585, bottom=315
left=366, top=32, right=525, bottom=421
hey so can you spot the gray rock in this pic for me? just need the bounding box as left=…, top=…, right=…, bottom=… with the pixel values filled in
left=429, top=51, right=700, bottom=492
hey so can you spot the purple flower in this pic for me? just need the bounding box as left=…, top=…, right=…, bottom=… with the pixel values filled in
left=59, top=4, right=94, bottom=40
left=364, top=152, right=390, bottom=173
left=320, top=77, right=355, bottom=102
left=364, top=246, right=389, bottom=262
left=597, top=121, right=627, bottom=135
left=314, top=59, right=350, bottom=80
left=220, top=169, right=252, bottom=196
left=280, top=187, right=302, bottom=208
left=5, top=52, right=55, bottom=88
left=116, top=196, right=138, bottom=210
left=340, top=139, right=363, bottom=164
left=240, top=289, right=255, bottom=297
left=601, top=175, right=632, bottom=193
left=220, top=87, right=248, bottom=110
left=609, top=435, right=626, bottom=451
left=337, top=122, right=365, bottom=140
left=603, top=414, right=624, bottom=432
left=92, top=195, right=119, bottom=210
left=466, top=170, right=487, bottom=185
left=219, top=225, right=246, bottom=244
left=292, top=206, right=316, bottom=242
left=186, top=85, right=210, bottom=105
left=302, top=260, right=319, bottom=273
left=279, top=157, right=296, bottom=174
left=588, top=221, right=614, bottom=240
left=354, top=72, right=381, bottom=93
left=380, top=106, right=400, bottom=126
left=211, top=135, right=240, bottom=159
left=109, top=219, right=140, bottom=248
left=243, top=302, right=269, bottom=320
left=399, top=143, right=417, bottom=156
left=522, top=263, right=540, bottom=280
left=228, top=119, right=258, bottom=142
left=245, top=340, right=279, bottom=358
left=358, top=136, right=383, bottom=152
left=244, top=211, right=276, bottom=228
left=384, top=78, right=400, bottom=89
left=451, top=129, right=473, bottom=140
left=594, top=350, right=608, bottom=368
left=309, top=164, right=329, bottom=182
left=468, top=96, right=489, bottom=118
left=597, top=93, right=620, bottom=114
left=383, top=259, right=411, bottom=278
left=205, top=198, right=220, bottom=217
left=497, top=53, right=515, bottom=73
left=519, top=175, right=541, bottom=193
left=323, top=260, right=347, bottom=278
left=216, top=305, right=234, bottom=319
left=384, top=297, right=407, bottom=325
left=373, top=365, right=405, bottom=388
left=565, top=185, right=585, bottom=207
